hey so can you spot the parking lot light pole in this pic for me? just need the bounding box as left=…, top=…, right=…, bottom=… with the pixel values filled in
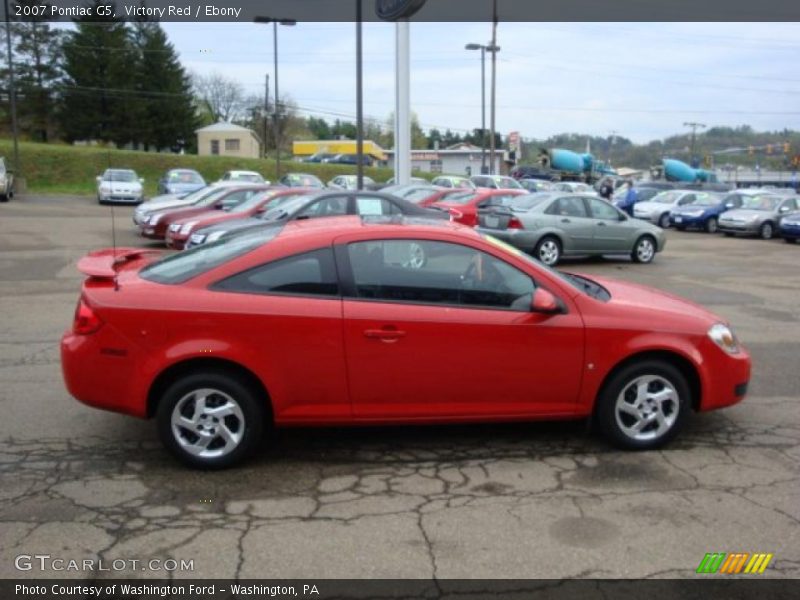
left=254, top=17, right=296, bottom=180
left=4, top=0, right=20, bottom=177
left=465, top=43, right=487, bottom=174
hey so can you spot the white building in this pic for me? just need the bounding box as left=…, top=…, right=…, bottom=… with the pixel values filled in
left=383, top=143, right=504, bottom=176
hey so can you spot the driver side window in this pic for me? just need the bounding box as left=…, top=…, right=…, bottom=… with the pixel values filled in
left=346, top=240, right=535, bottom=311
left=297, top=195, right=349, bottom=218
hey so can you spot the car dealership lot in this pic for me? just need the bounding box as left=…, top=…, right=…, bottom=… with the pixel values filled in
left=0, top=196, right=798, bottom=579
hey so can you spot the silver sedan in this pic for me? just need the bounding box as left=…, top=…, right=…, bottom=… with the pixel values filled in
left=718, top=194, right=799, bottom=239
left=476, top=193, right=666, bottom=266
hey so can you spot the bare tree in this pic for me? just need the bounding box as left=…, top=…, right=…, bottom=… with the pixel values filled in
left=191, top=72, right=245, bottom=123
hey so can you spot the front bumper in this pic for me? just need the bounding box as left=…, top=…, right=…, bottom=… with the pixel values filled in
left=779, top=224, right=800, bottom=239
left=717, top=220, right=760, bottom=235
left=697, top=338, right=751, bottom=412
left=669, top=214, right=706, bottom=228
left=165, top=231, right=188, bottom=250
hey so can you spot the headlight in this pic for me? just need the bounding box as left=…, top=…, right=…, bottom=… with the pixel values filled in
left=708, top=323, right=740, bottom=355
left=207, top=231, right=226, bottom=242
left=169, top=223, right=181, bottom=232
left=180, top=221, right=198, bottom=235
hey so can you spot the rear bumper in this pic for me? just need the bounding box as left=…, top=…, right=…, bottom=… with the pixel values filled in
left=475, top=227, right=542, bottom=252
left=61, top=330, right=149, bottom=418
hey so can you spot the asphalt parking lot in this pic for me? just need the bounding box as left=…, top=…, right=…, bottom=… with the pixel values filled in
left=0, top=195, right=798, bottom=580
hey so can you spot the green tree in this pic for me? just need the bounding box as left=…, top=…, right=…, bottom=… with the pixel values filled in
left=132, top=20, right=196, bottom=151
left=60, top=1, right=139, bottom=145
left=1, top=1, right=65, bottom=142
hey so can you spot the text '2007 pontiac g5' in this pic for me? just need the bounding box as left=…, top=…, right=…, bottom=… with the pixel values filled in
left=61, top=216, right=751, bottom=469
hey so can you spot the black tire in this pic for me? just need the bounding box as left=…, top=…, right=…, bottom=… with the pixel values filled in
left=658, top=213, right=670, bottom=229
left=759, top=221, right=774, bottom=240
left=595, top=359, right=690, bottom=450
left=704, top=217, right=718, bottom=234
left=533, top=235, right=561, bottom=267
left=0, top=195, right=8, bottom=203
left=723, top=232, right=735, bottom=237
left=675, top=225, right=686, bottom=231
left=631, top=235, right=657, bottom=264
left=156, top=370, right=266, bottom=469
left=785, top=237, right=797, bottom=244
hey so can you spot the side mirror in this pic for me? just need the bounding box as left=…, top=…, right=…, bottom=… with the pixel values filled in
left=96, top=176, right=102, bottom=183
left=531, top=288, right=565, bottom=315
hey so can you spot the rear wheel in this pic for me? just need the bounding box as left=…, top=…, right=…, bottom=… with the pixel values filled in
left=534, top=236, right=561, bottom=267
left=705, top=217, right=718, bottom=233
left=759, top=222, right=774, bottom=240
left=596, top=360, right=690, bottom=450
left=157, top=371, right=266, bottom=469
left=723, top=232, right=735, bottom=237
left=658, top=213, right=670, bottom=229
left=631, top=235, right=656, bottom=264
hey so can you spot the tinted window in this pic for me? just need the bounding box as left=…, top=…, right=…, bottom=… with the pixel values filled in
left=347, top=240, right=535, bottom=311
left=587, top=198, right=620, bottom=220
left=547, top=197, right=588, bottom=218
left=140, top=229, right=280, bottom=284
left=296, top=195, right=349, bottom=218
left=213, top=249, right=338, bottom=297
left=509, top=194, right=553, bottom=211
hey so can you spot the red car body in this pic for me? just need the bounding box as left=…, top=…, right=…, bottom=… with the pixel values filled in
left=431, top=189, right=527, bottom=227
left=62, top=216, right=750, bottom=467
left=140, top=185, right=272, bottom=241
left=416, top=188, right=472, bottom=208
left=165, top=188, right=313, bottom=250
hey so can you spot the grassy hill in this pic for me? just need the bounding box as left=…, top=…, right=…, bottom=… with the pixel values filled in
left=0, top=139, right=414, bottom=197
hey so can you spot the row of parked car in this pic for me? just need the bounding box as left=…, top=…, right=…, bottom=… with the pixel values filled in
left=614, top=186, right=800, bottom=243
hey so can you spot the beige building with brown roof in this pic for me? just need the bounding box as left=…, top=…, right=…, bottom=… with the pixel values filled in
left=196, top=123, right=262, bottom=159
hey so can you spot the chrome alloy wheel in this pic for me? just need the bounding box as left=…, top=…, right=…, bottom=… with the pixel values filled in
left=170, top=388, right=245, bottom=458
left=635, top=237, right=655, bottom=263
left=538, top=239, right=560, bottom=266
left=614, top=375, right=679, bottom=442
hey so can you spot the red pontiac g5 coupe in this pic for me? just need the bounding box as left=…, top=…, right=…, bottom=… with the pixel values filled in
left=62, top=216, right=751, bottom=469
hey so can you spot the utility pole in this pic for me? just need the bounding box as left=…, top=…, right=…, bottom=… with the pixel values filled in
left=489, top=1, right=498, bottom=175
left=263, top=73, right=269, bottom=158
left=684, top=121, right=706, bottom=167
left=355, top=0, right=364, bottom=190
left=4, top=0, right=20, bottom=178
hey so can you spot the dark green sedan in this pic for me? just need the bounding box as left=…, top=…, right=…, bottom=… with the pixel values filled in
left=476, top=193, right=666, bottom=266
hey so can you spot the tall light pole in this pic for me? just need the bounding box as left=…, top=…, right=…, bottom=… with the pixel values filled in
left=465, top=43, right=487, bottom=174
left=254, top=16, right=296, bottom=179
left=355, top=0, right=364, bottom=189
left=489, top=3, right=499, bottom=175
left=684, top=121, right=706, bottom=167
left=465, top=42, right=499, bottom=175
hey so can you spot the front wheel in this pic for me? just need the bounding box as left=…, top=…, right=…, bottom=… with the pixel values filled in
left=596, top=360, right=690, bottom=450
left=759, top=222, right=774, bottom=240
left=157, top=371, right=266, bottom=469
left=534, top=236, right=562, bottom=267
left=705, top=217, right=718, bottom=234
left=631, top=235, right=656, bottom=264
left=658, top=213, right=670, bottom=229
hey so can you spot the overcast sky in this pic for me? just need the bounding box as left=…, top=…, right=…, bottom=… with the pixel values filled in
left=161, top=21, right=800, bottom=144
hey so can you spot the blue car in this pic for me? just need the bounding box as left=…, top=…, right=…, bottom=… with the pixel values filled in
left=669, top=191, right=741, bottom=233
left=157, top=169, right=206, bottom=196
left=780, top=212, right=800, bottom=243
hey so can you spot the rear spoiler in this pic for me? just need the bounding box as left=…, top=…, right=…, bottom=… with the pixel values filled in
left=77, top=248, right=160, bottom=279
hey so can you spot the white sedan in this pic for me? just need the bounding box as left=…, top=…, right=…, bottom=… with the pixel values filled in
left=96, top=169, right=144, bottom=205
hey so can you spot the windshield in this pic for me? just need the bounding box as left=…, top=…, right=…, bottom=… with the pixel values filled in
left=169, top=170, right=204, bottom=184
left=104, top=170, right=137, bottom=182
left=194, top=187, right=234, bottom=207
left=259, top=194, right=319, bottom=220
left=652, top=191, right=682, bottom=204
left=141, top=228, right=281, bottom=284
left=231, top=173, right=263, bottom=182
left=404, top=188, right=438, bottom=203
left=284, top=174, right=324, bottom=188
left=741, top=195, right=780, bottom=210
left=495, top=177, right=522, bottom=189
left=509, top=193, right=553, bottom=210
left=442, top=192, right=479, bottom=205
left=229, top=190, right=281, bottom=213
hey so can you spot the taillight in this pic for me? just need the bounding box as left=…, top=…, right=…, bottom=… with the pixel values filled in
left=508, top=216, right=524, bottom=229
left=73, top=298, right=103, bottom=335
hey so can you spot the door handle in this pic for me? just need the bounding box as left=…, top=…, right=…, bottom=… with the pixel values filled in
left=364, top=328, right=407, bottom=342
left=596, top=222, right=607, bottom=226
left=560, top=218, right=571, bottom=223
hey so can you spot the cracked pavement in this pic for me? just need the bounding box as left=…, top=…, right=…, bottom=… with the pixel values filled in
left=0, top=196, right=798, bottom=580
